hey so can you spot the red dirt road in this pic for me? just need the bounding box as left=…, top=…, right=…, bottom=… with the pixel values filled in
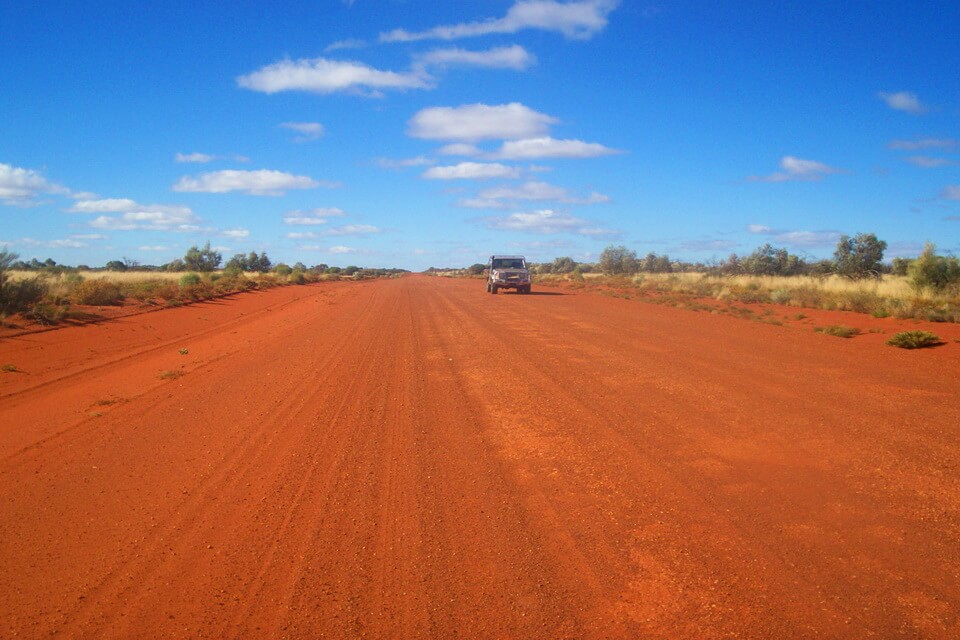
left=2, top=276, right=959, bottom=638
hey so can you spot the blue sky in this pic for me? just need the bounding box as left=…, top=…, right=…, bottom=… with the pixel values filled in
left=2, top=0, right=958, bottom=270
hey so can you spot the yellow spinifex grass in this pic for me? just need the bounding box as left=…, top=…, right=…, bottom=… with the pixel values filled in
left=540, top=271, right=959, bottom=322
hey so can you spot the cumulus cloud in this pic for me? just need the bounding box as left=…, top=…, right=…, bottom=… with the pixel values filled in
left=878, top=91, right=928, bottom=115
left=748, top=156, right=843, bottom=182
left=408, top=102, right=558, bottom=141
left=281, top=122, right=325, bottom=142
left=462, top=181, right=610, bottom=208
left=423, top=162, right=521, bottom=180
left=381, top=0, right=619, bottom=42
left=139, top=245, right=170, bottom=251
left=481, top=208, right=619, bottom=236
left=325, top=38, right=367, bottom=52
left=415, top=45, right=535, bottom=70
left=173, top=169, right=335, bottom=195
left=438, top=143, right=482, bottom=156
left=237, top=57, right=431, bottom=96
left=887, top=137, right=956, bottom=151
left=175, top=152, right=249, bottom=163
left=81, top=199, right=201, bottom=232
left=376, top=156, right=436, bottom=169
left=941, top=185, right=960, bottom=200
left=494, top=136, right=619, bottom=159
left=288, top=224, right=381, bottom=239
left=905, top=156, right=957, bottom=168
left=747, top=224, right=841, bottom=248
left=329, top=245, right=356, bottom=254
left=14, top=237, right=89, bottom=249
left=222, top=228, right=250, bottom=238
left=283, top=208, right=346, bottom=225
left=0, top=163, right=69, bottom=206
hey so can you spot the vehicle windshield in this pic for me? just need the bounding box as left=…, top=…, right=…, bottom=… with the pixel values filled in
left=492, top=259, right=525, bottom=269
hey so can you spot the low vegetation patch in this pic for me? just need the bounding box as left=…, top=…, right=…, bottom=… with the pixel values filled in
left=2, top=364, right=18, bottom=372
left=159, top=370, right=185, bottom=380
left=814, top=325, right=860, bottom=338
left=886, top=331, right=940, bottom=349
left=70, top=279, right=123, bottom=306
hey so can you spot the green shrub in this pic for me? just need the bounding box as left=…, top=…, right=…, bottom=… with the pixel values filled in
left=1, top=276, right=48, bottom=314
left=179, top=272, right=201, bottom=287
left=290, top=269, right=306, bottom=284
left=886, top=331, right=940, bottom=349
left=815, top=325, right=860, bottom=338
left=909, top=243, right=960, bottom=293
left=70, top=279, right=123, bottom=305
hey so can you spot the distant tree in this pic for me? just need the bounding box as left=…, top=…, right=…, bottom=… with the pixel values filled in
left=891, top=257, right=912, bottom=277
left=122, top=257, right=140, bottom=270
left=833, top=233, right=886, bottom=279
left=255, top=252, right=271, bottom=272
left=342, top=265, right=360, bottom=276
left=909, top=243, right=960, bottom=293
left=164, top=258, right=186, bottom=272
left=599, top=245, right=637, bottom=275
left=293, top=262, right=307, bottom=272
left=552, top=256, right=577, bottom=274
left=225, top=253, right=247, bottom=272
left=105, top=260, right=127, bottom=272
left=183, top=241, right=222, bottom=272
left=466, top=263, right=486, bottom=276
left=273, top=263, right=292, bottom=277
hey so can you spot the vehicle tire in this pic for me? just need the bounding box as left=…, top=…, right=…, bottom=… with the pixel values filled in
left=486, top=282, right=491, bottom=292
left=525, top=285, right=532, bottom=294
left=491, top=284, right=498, bottom=294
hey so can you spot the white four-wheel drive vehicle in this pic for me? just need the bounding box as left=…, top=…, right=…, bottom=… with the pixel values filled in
left=487, top=255, right=531, bottom=294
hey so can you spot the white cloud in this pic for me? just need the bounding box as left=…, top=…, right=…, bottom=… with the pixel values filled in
left=376, top=156, right=436, bottom=169
left=747, top=224, right=841, bottom=247
left=79, top=199, right=201, bottom=232
left=494, top=136, right=619, bottom=159
left=70, top=234, right=107, bottom=240
left=139, top=245, right=170, bottom=251
left=415, top=45, right=535, bottom=71
left=325, top=224, right=381, bottom=236
left=67, top=198, right=139, bottom=213
left=222, top=228, right=250, bottom=238
left=905, top=156, right=957, bottom=168
left=482, top=208, right=619, bottom=236
left=329, top=245, right=356, bottom=254
left=888, top=137, right=957, bottom=151
left=237, top=57, right=431, bottom=96
left=173, top=169, right=334, bottom=195
left=283, top=208, right=346, bottom=225
left=423, top=162, right=521, bottom=180
left=878, top=91, right=928, bottom=115
left=288, top=224, right=381, bottom=238
left=381, top=0, right=619, bottom=42
left=438, top=143, right=482, bottom=156
left=176, top=152, right=215, bottom=163
left=941, top=185, right=960, bottom=200
left=748, top=156, right=842, bottom=182
left=175, top=152, right=249, bottom=164
left=325, top=38, right=367, bottom=52
left=408, top=102, right=558, bottom=141
left=464, top=180, right=610, bottom=207
left=281, top=121, right=325, bottom=142
left=0, top=163, right=69, bottom=206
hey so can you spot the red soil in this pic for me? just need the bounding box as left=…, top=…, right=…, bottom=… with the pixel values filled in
left=1, top=275, right=958, bottom=638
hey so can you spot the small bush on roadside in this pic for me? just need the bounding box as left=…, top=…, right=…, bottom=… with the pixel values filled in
left=26, top=303, right=67, bottom=325
left=815, top=325, right=860, bottom=338
left=179, top=272, right=201, bottom=287
left=290, top=269, right=306, bottom=284
left=886, top=331, right=940, bottom=349
left=70, top=279, right=123, bottom=305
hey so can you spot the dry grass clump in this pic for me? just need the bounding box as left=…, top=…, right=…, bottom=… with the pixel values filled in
left=814, top=325, right=860, bottom=338
left=70, top=279, right=123, bottom=305
left=886, top=331, right=940, bottom=349
left=536, top=272, right=960, bottom=323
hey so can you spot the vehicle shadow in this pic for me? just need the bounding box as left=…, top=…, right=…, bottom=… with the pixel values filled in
left=519, top=291, right=565, bottom=296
